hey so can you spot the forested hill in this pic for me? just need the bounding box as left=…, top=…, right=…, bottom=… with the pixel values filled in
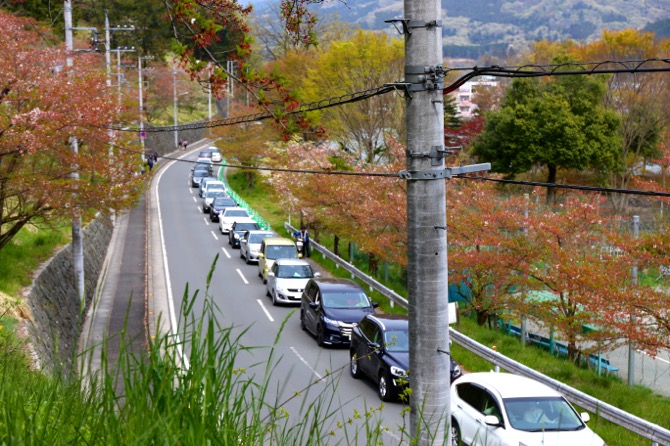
left=310, top=0, right=670, bottom=58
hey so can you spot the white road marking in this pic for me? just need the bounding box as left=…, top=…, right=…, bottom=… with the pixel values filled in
left=155, top=159, right=189, bottom=370
left=192, top=196, right=197, bottom=202
left=257, top=299, right=274, bottom=322
left=236, top=268, right=249, bottom=284
left=637, top=349, right=670, bottom=365
left=290, top=347, right=322, bottom=380
left=210, top=230, right=218, bottom=240
left=221, top=247, right=231, bottom=259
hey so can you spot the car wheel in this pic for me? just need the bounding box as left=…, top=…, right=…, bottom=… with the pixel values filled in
left=378, top=371, right=395, bottom=402
left=350, top=351, right=362, bottom=379
left=316, top=324, right=325, bottom=347
left=450, top=420, right=462, bottom=446
left=271, top=289, right=279, bottom=306
left=244, top=253, right=250, bottom=264
left=266, top=286, right=271, bottom=298
left=300, top=311, right=306, bottom=331
left=239, top=250, right=244, bottom=259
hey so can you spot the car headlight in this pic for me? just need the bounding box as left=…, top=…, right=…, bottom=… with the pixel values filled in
left=390, top=366, right=407, bottom=377
left=233, top=233, right=240, bottom=239
left=322, top=316, right=339, bottom=327
left=453, top=363, right=462, bottom=376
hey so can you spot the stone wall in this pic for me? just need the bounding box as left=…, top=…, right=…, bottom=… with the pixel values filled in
left=25, top=214, right=114, bottom=375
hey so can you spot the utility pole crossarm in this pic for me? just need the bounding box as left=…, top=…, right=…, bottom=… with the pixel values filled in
left=399, top=163, right=491, bottom=180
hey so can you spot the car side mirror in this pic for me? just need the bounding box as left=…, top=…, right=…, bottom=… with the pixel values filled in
left=240, top=239, right=247, bottom=244
left=369, top=342, right=381, bottom=350
left=372, top=302, right=379, bottom=308
left=314, top=272, right=321, bottom=278
left=268, top=272, right=275, bottom=278
left=309, top=302, right=318, bottom=309
left=580, top=412, right=591, bottom=423
left=258, top=253, right=264, bottom=259
left=483, top=415, right=501, bottom=427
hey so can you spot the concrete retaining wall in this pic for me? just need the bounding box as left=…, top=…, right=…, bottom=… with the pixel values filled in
left=143, top=122, right=207, bottom=158
left=25, top=214, right=114, bottom=375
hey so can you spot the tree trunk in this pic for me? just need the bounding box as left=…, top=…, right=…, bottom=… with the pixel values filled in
left=333, top=234, right=339, bottom=257
left=546, top=164, right=557, bottom=205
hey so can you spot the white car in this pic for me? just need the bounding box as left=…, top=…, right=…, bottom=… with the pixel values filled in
left=450, top=372, right=606, bottom=446
left=218, top=207, right=250, bottom=234
left=240, top=230, right=275, bottom=264
left=266, top=258, right=320, bottom=305
left=207, top=146, right=222, bottom=163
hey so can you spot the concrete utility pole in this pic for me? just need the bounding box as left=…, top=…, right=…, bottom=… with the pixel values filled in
left=173, top=60, right=179, bottom=148
left=64, top=0, right=85, bottom=304
left=138, top=56, right=154, bottom=150
left=402, top=0, right=450, bottom=442
left=398, top=1, right=491, bottom=442
left=629, top=215, right=640, bottom=386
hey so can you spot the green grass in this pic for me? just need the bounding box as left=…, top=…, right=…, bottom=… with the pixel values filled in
left=0, top=224, right=69, bottom=295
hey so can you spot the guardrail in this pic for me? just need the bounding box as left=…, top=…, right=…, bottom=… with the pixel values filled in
left=450, top=329, right=670, bottom=446
left=284, top=222, right=408, bottom=310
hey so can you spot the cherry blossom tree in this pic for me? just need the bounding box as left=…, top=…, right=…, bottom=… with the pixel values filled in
left=0, top=12, right=144, bottom=251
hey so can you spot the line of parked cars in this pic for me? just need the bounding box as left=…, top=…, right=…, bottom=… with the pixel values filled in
left=187, top=156, right=603, bottom=441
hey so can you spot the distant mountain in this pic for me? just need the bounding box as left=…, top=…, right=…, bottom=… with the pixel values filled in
left=310, top=0, right=670, bottom=58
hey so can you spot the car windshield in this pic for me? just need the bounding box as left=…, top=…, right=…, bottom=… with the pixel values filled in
left=249, top=233, right=273, bottom=244
left=206, top=191, right=226, bottom=199
left=265, top=245, right=297, bottom=260
left=276, top=265, right=313, bottom=279
left=504, top=397, right=584, bottom=432
left=193, top=170, right=208, bottom=177
left=199, top=151, right=212, bottom=158
left=214, top=198, right=235, bottom=206
left=225, top=210, right=249, bottom=217
left=384, top=329, right=409, bottom=352
left=322, top=291, right=370, bottom=309
left=235, top=222, right=259, bottom=232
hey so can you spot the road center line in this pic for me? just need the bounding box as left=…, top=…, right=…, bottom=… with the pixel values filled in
left=236, top=268, right=249, bottom=284
left=220, top=247, right=231, bottom=259
left=192, top=196, right=196, bottom=202
left=210, top=230, right=218, bottom=240
left=290, top=346, right=322, bottom=380
left=257, top=299, right=274, bottom=322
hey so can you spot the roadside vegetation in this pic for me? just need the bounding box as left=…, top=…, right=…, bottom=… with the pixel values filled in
left=228, top=169, right=670, bottom=446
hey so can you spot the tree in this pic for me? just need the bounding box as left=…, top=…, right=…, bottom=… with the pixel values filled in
left=300, top=30, right=405, bottom=164
left=571, top=29, right=670, bottom=212
left=0, top=12, right=143, bottom=251
left=447, top=181, right=533, bottom=326
left=472, top=72, right=622, bottom=203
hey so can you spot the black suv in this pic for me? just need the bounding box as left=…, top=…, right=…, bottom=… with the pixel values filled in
left=300, top=278, right=377, bottom=347
left=350, top=314, right=462, bottom=402
left=228, top=220, right=261, bottom=247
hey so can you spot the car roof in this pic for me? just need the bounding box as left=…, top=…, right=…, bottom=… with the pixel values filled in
left=365, top=314, right=408, bottom=331
left=262, top=236, right=296, bottom=245
left=457, top=372, right=561, bottom=399
left=309, top=277, right=364, bottom=292
left=232, top=217, right=257, bottom=224
left=222, top=207, right=248, bottom=214
left=274, top=258, right=311, bottom=267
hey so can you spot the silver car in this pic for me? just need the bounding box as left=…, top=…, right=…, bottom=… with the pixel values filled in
left=266, top=258, right=319, bottom=306
left=239, top=230, right=274, bottom=264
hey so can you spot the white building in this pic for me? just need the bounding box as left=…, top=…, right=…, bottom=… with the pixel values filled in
left=449, top=76, right=498, bottom=119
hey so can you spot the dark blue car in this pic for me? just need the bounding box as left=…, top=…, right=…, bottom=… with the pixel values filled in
left=350, top=314, right=462, bottom=402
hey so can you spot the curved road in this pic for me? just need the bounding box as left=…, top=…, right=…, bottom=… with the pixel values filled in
left=148, top=146, right=410, bottom=445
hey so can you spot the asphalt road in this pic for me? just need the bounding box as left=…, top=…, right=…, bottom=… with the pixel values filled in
left=148, top=144, right=410, bottom=445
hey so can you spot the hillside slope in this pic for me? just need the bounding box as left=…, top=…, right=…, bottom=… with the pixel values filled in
left=311, top=0, right=670, bottom=57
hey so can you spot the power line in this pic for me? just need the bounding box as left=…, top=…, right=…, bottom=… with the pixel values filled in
left=457, top=175, right=670, bottom=198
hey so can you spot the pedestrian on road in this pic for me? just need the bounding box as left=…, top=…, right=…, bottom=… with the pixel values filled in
left=178, top=139, right=184, bottom=150
left=183, top=139, right=189, bottom=150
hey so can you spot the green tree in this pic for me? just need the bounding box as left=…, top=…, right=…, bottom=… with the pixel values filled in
left=472, top=74, right=621, bottom=202
left=301, top=29, right=405, bottom=164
